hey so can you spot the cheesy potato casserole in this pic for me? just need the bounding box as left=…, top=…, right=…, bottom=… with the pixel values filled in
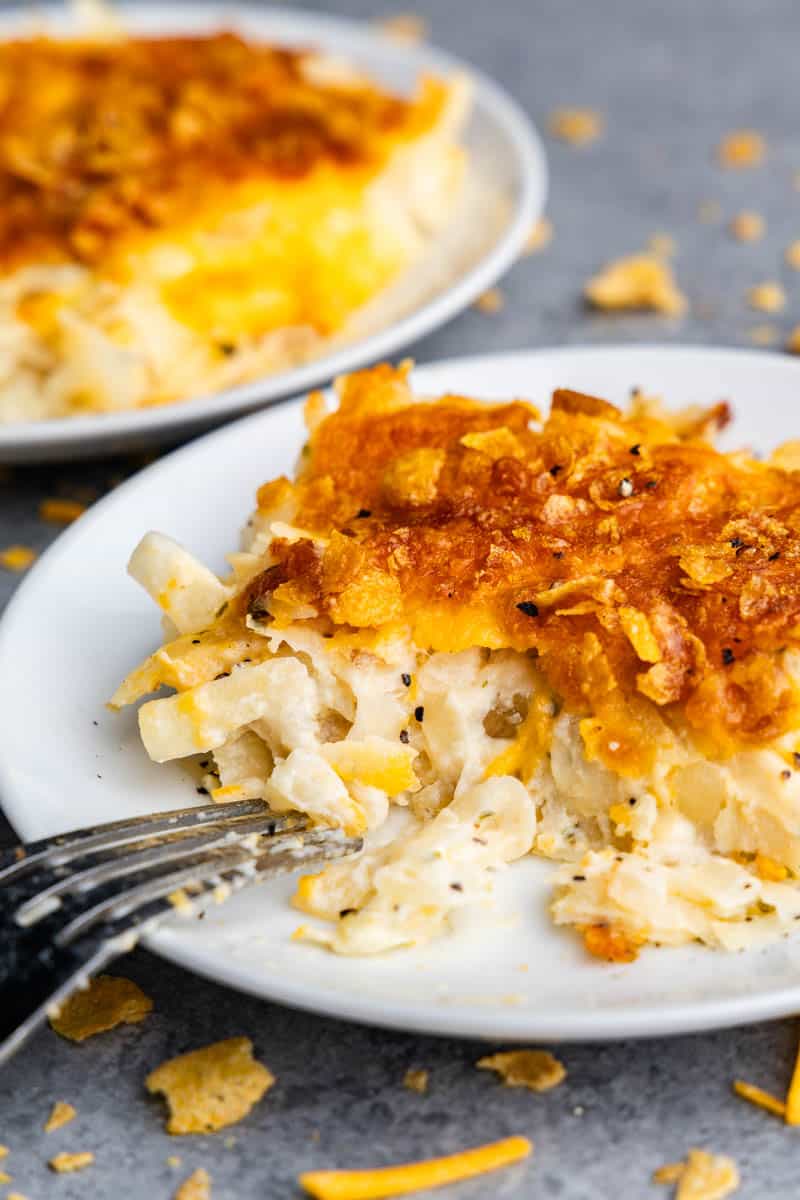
left=0, top=34, right=468, bottom=422
left=114, top=364, right=800, bottom=961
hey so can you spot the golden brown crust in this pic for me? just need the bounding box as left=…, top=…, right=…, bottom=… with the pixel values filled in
left=249, top=365, right=800, bottom=766
left=0, top=33, right=440, bottom=270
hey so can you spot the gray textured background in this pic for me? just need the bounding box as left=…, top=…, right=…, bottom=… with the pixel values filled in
left=3, top=0, right=800, bottom=1196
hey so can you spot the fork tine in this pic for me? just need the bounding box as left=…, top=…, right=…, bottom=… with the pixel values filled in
left=13, top=811, right=299, bottom=924
left=55, top=827, right=360, bottom=946
left=0, top=798, right=277, bottom=884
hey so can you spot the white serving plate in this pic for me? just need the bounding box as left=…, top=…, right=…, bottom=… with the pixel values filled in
left=0, top=2, right=545, bottom=463
left=3, top=346, right=800, bottom=1042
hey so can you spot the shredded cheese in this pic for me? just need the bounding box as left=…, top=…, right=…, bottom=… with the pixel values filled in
left=732, top=1080, right=786, bottom=1118
left=785, top=1031, right=800, bottom=1125
left=299, top=1135, right=532, bottom=1199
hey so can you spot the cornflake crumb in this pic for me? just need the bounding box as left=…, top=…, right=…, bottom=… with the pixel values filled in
left=523, top=217, right=553, bottom=256
left=474, top=288, right=505, bottom=314
left=0, top=1147, right=8, bottom=1159
left=7, top=1193, right=29, bottom=1200
left=787, top=326, right=800, bottom=354
left=44, top=1101, right=77, bottom=1132
left=403, top=1069, right=429, bottom=1094
left=717, top=129, right=765, bottom=168
left=785, top=241, right=800, bottom=269
left=167, top=888, right=194, bottom=915
left=748, top=282, right=786, bottom=313
left=145, top=1037, right=275, bottom=1134
left=698, top=200, right=723, bottom=223
left=477, top=1049, right=566, bottom=1092
left=747, top=324, right=778, bottom=347
left=584, top=254, right=686, bottom=315
left=49, top=975, right=153, bottom=1042
left=0, top=545, right=36, bottom=572
left=646, top=232, right=676, bottom=258
left=0, top=1170, right=11, bottom=1184
left=654, top=1149, right=739, bottom=1198
left=547, top=107, right=603, bottom=145
left=729, top=211, right=765, bottom=242
left=49, top=1151, right=94, bottom=1174
left=375, top=13, right=427, bottom=43
left=39, top=498, right=87, bottom=525
left=174, top=1167, right=211, bottom=1200
left=583, top=923, right=641, bottom=962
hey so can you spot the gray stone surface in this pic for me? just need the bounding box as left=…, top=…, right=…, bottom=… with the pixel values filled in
left=2, top=0, right=800, bottom=1194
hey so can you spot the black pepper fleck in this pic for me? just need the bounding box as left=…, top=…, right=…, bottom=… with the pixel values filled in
left=645, top=480, right=657, bottom=489
left=339, top=908, right=358, bottom=918
left=401, top=673, right=412, bottom=687
left=414, top=705, right=425, bottom=722
left=355, top=509, right=372, bottom=519
left=399, top=729, right=410, bottom=744
left=768, top=551, right=781, bottom=561
left=192, top=639, right=201, bottom=645
left=197, top=786, right=209, bottom=795
left=517, top=601, right=540, bottom=618
left=629, top=444, right=641, bottom=456
left=450, top=882, right=463, bottom=892
left=552, top=550, right=564, bottom=559
left=572, top=874, right=586, bottom=882
left=782, top=770, right=792, bottom=781
left=722, top=647, right=735, bottom=666
left=549, top=464, right=563, bottom=477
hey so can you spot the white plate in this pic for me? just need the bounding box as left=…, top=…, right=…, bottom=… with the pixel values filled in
left=0, top=2, right=545, bottom=463
left=4, top=345, right=800, bottom=1043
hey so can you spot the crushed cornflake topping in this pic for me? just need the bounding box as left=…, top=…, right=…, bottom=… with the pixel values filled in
left=747, top=324, right=778, bottom=347
left=145, top=1037, right=275, bottom=1135
left=729, top=211, right=765, bottom=242
left=0, top=1146, right=8, bottom=1159
left=523, top=217, right=553, bottom=255
left=584, top=254, right=686, bottom=315
left=717, top=130, right=765, bottom=168
left=299, top=1135, right=533, bottom=1200
left=698, top=200, right=723, bottom=223
left=583, top=923, right=641, bottom=963
left=375, top=13, right=427, bottom=43
left=646, top=232, right=676, bottom=258
left=787, top=326, right=800, bottom=355
left=49, top=1151, right=95, bottom=1174
left=167, top=888, right=194, bottom=914
left=39, top=498, right=87, bottom=525
left=785, top=241, right=800, bottom=269
left=654, top=1149, right=739, bottom=1198
left=0, top=545, right=36, bottom=572
left=0, top=1170, right=11, bottom=1184
left=732, top=1080, right=786, bottom=1118
left=44, top=1101, right=77, bottom=1132
left=403, top=1069, right=429, bottom=1094
left=784, top=1032, right=800, bottom=1124
left=174, top=1167, right=211, bottom=1200
left=7, top=1193, right=29, bottom=1200
left=49, top=975, right=153, bottom=1042
left=748, top=282, right=786, bottom=313
left=474, top=287, right=505, bottom=314
left=477, top=1049, right=566, bottom=1092
left=547, top=107, right=604, bottom=145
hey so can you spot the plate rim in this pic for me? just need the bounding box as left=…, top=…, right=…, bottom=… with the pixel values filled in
left=5, top=342, right=800, bottom=1043
left=0, top=0, right=547, bottom=459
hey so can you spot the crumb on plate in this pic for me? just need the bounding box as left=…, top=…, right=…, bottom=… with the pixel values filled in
left=584, top=254, right=686, bottom=315
left=44, top=1101, right=77, bottom=1132
left=523, top=217, right=553, bottom=256
left=547, top=107, right=603, bottom=145
left=299, top=1135, right=533, bottom=1199
left=49, top=1151, right=94, bottom=1174
left=583, top=923, right=642, bottom=962
left=785, top=241, right=800, bottom=269
left=474, top=287, right=505, bottom=314
left=787, top=326, right=800, bottom=354
left=375, top=14, right=427, bottom=43
left=49, top=975, right=153, bottom=1042
left=174, top=1167, right=211, bottom=1200
left=717, top=130, right=765, bottom=168
left=145, top=1037, right=274, bottom=1135
left=477, top=1049, right=566, bottom=1092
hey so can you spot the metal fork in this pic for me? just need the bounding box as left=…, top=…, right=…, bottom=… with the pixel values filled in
left=0, top=798, right=361, bottom=1068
